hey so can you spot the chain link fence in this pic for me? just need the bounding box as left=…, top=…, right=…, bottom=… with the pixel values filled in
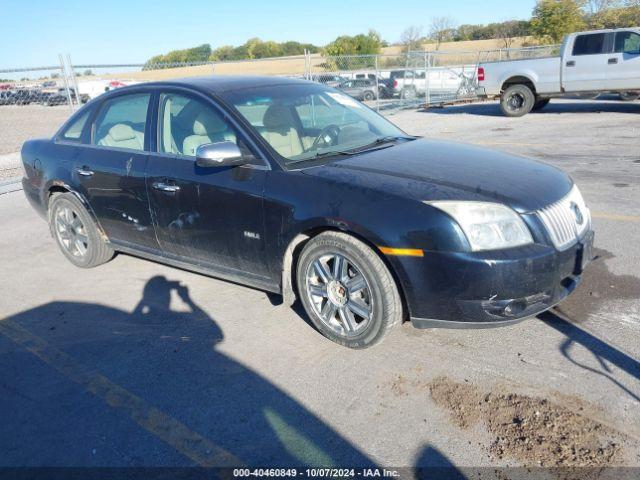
left=0, top=46, right=559, bottom=179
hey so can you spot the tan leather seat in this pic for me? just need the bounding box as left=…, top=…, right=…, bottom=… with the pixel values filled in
left=260, top=104, right=304, bottom=157
left=98, top=124, right=144, bottom=150
left=182, top=112, right=236, bottom=156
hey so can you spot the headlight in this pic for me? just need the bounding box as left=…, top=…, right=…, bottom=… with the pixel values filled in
left=427, top=201, right=533, bottom=251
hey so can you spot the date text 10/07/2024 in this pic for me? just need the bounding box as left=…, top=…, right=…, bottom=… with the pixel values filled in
left=233, top=468, right=400, bottom=478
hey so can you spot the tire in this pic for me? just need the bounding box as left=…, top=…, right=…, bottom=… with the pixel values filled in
left=49, top=192, right=114, bottom=268
left=532, top=98, right=550, bottom=111
left=363, top=91, right=375, bottom=101
left=619, top=91, right=640, bottom=102
left=295, top=231, right=402, bottom=349
left=401, top=86, right=417, bottom=100
left=500, top=84, right=535, bottom=117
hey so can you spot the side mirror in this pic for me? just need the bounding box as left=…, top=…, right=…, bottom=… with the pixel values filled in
left=195, top=141, right=245, bottom=168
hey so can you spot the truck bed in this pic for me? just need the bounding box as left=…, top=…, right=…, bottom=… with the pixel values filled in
left=480, top=56, right=562, bottom=97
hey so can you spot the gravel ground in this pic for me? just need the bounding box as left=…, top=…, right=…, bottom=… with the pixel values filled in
left=0, top=98, right=639, bottom=476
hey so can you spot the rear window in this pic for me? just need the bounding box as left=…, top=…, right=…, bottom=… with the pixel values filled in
left=614, top=31, right=640, bottom=54
left=572, top=33, right=606, bottom=56
left=60, top=109, right=91, bottom=142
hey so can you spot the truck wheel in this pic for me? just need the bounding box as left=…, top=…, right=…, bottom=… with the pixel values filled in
left=296, top=231, right=403, bottom=349
left=363, top=91, right=375, bottom=101
left=619, top=92, right=640, bottom=102
left=401, top=86, right=417, bottom=100
left=49, top=192, right=114, bottom=268
left=532, top=98, right=550, bottom=111
left=500, top=84, right=535, bottom=117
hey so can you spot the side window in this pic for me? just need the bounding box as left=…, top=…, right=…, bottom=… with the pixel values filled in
left=93, top=93, right=150, bottom=151
left=615, top=31, right=640, bottom=54
left=572, top=33, right=606, bottom=56
left=159, top=93, right=238, bottom=157
left=60, top=109, right=91, bottom=142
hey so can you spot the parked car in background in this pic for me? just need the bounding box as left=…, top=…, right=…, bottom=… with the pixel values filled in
left=477, top=27, right=640, bottom=116
left=11, top=89, right=44, bottom=105
left=337, top=79, right=378, bottom=101
left=311, top=74, right=348, bottom=88
left=342, top=72, right=393, bottom=98
left=391, top=68, right=472, bottom=99
left=21, top=76, right=594, bottom=349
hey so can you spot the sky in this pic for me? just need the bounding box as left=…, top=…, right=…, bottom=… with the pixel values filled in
left=0, top=0, right=536, bottom=69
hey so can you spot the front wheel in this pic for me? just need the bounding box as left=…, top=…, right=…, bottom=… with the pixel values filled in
left=49, top=192, right=114, bottom=268
left=296, top=232, right=403, bottom=349
left=500, top=84, right=535, bottom=117
left=363, top=90, right=375, bottom=101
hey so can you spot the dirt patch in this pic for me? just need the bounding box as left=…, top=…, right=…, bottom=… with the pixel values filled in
left=429, top=377, right=624, bottom=468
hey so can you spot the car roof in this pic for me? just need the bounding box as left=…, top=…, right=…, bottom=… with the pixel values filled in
left=122, top=75, right=313, bottom=95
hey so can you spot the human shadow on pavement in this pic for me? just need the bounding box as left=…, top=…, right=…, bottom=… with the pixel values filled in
left=0, top=275, right=374, bottom=468
left=540, top=310, right=640, bottom=403
left=413, top=445, right=466, bottom=479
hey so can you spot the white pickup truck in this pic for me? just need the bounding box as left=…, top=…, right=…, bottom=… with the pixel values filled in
left=477, top=28, right=640, bottom=116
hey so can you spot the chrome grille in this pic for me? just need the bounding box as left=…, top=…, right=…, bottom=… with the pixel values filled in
left=537, top=185, right=590, bottom=251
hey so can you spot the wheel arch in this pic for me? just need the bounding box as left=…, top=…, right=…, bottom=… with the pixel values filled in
left=280, top=225, right=410, bottom=323
left=46, top=182, right=109, bottom=242
left=501, top=75, right=537, bottom=95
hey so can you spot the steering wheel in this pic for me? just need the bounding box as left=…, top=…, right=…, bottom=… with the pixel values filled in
left=311, top=124, right=341, bottom=150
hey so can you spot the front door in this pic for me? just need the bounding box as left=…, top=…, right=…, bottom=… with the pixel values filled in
left=74, top=91, right=158, bottom=251
left=146, top=90, right=270, bottom=279
left=607, top=30, right=640, bottom=91
left=562, top=32, right=610, bottom=92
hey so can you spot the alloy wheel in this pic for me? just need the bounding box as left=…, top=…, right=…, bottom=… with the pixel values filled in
left=54, top=206, right=89, bottom=258
left=305, top=253, right=374, bottom=338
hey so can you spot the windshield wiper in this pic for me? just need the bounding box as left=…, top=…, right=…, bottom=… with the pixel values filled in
left=287, top=150, right=356, bottom=165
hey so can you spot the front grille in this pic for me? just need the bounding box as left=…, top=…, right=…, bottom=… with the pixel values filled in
left=537, top=185, right=590, bottom=250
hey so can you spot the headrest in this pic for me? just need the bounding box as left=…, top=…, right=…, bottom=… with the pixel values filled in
left=193, top=112, right=227, bottom=136
left=263, top=104, right=293, bottom=130
left=109, top=124, right=136, bottom=141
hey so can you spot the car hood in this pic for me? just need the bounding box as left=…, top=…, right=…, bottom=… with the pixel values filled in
left=302, top=138, right=573, bottom=213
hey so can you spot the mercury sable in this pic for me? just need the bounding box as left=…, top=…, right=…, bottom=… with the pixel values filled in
left=21, top=76, right=593, bottom=348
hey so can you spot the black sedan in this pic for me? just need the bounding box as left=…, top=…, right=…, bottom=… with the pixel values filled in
left=21, top=76, right=594, bottom=348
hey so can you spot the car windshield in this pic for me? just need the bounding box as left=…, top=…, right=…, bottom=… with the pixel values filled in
left=222, top=83, right=409, bottom=164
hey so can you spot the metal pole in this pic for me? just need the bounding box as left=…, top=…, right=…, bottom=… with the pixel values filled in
left=374, top=55, right=380, bottom=112
left=58, top=54, right=74, bottom=113
left=425, top=52, right=431, bottom=107
left=67, top=54, right=81, bottom=108
left=211, top=61, right=216, bottom=75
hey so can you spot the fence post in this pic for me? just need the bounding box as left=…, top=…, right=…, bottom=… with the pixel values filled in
left=58, top=54, right=74, bottom=113
left=67, top=54, right=81, bottom=109
left=425, top=52, right=431, bottom=107
left=211, top=61, right=216, bottom=75
left=374, top=55, right=380, bottom=112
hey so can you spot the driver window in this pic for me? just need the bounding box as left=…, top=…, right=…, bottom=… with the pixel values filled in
left=159, top=93, right=237, bottom=157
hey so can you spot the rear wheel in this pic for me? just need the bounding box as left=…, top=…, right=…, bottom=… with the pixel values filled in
left=401, top=86, right=417, bottom=100
left=500, top=84, right=535, bottom=117
left=532, top=98, right=550, bottom=111
left=49, top=193, right=114, bottom=268
left=296, top=232, right=402, bottom=349
left=363, top=90, right=375, bottom=101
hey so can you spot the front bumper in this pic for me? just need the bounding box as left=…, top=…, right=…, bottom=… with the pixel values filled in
left=397, top=230, right=594, bottom=329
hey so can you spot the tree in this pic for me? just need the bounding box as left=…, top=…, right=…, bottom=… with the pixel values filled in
left=530, top=0, right=586, bottom=43
left=495, top=20, right=523, bottom=52
left=83, top=69, right=93, bottom=76
left=400, top=26, right=423, bottom=52
left=324, top=31, right=383, bottom=56
left=429, top=17, right=457, bottom=50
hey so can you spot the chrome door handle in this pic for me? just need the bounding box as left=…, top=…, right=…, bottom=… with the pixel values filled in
left=76, top=168, right=94, bottom=177
left=152, top=181, right=180, bottom=193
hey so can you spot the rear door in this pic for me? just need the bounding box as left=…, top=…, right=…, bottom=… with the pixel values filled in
left=607, top=30, right=640, bottom=90
left=562, top=32, right=610, bottom=92
left=146, top=89, right=270, bottom=279
left=73, top=90, right=159, bottom=251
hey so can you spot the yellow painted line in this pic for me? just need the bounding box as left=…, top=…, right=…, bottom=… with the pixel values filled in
left=592, top=212, right=640, bottom=222
left=0, top=320, right=242, bottom=470
left=378, top=246, right=424, bottom=257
